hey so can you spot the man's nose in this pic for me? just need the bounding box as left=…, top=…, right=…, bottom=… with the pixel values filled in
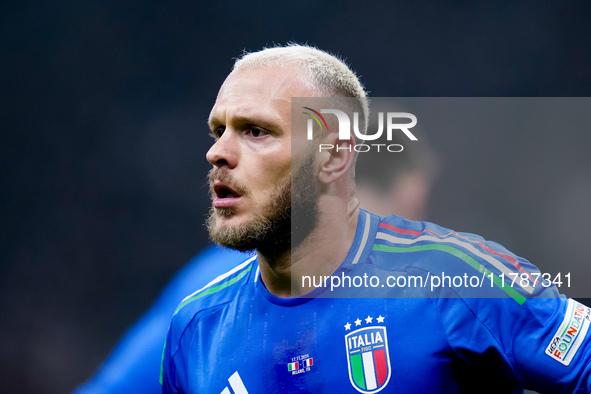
left=206, top=131, right=238, bottom=168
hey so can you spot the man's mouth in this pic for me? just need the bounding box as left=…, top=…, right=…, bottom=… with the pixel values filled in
left=214, top=184, right=240, bottom=198
left=212, top=181, right=242, bottom=208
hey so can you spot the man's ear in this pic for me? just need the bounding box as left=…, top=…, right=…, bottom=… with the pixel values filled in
left=317, top=133, right=356, bottom=184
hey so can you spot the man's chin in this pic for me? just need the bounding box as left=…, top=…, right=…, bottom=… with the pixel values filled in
left=206, top=205, right=291, bottom=255
left=207, top=226, right=253, bottom=252
left=206, top=176, right=292, bottom=256
left=212, top=206, right=237, bottom=219
left=207, top=210, right=259, bottom=252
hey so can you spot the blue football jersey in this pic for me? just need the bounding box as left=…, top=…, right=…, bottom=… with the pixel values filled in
left=161, top=210, right=591, bottom=393
left=75, top=246, right=250, bottom=394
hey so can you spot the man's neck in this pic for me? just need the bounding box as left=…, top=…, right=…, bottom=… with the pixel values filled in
left=257, top=196, right=361, bottom=298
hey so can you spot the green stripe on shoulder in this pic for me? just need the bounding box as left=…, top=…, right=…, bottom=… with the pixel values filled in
left=159, top=337, right=166, bottom=385
left=173, top=263, right=254, bottom=316
left=372, top=243, right=526, bottom=305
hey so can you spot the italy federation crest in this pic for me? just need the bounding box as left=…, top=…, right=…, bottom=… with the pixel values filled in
left=345, top=326, right=391, bottom=393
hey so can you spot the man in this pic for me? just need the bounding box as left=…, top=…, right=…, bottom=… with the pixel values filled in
left=161, top=45, right=591, bottom=393
left=74, top=111, right=435, bottom=393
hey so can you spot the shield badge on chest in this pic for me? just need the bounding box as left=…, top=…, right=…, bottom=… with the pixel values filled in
left=345, top=326, right=391, bottom=393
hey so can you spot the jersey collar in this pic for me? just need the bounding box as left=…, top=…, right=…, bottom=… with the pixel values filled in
left=255, top=209, right=379, bottom=306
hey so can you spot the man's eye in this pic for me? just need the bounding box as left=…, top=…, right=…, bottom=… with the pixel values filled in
left=210, top=127, right=225, bottom=139
left=249, top=127, right=266, bottom=138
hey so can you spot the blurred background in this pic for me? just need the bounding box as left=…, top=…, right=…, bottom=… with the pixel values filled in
left=2, top=1, right=591, bottom=392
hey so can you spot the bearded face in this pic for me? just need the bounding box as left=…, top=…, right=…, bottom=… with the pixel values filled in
left=207, top=154, right=318, bottom=256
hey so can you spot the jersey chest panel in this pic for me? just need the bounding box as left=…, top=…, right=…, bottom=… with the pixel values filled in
left=184, top=296, right=457, bottom=393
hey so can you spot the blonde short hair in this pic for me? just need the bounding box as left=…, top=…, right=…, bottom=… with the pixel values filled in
left=233, top=44, right=369, bottom=135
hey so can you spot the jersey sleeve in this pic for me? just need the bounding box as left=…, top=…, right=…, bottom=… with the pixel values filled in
left=426, top=235, right=591, bottom=393
left=160, top=323, right=180, bottom=394
left=161, top=304, right=196, bottom=394
left=73, top=246, right=249, bottom=394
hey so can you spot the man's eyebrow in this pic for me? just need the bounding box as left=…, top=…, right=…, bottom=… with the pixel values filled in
left=208, top=114, right=281, bottom=131
left=207, top=117, right=219, bottom=131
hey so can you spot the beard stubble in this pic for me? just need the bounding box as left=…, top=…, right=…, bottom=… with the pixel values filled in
left=207, top=154, right=318, bottom=257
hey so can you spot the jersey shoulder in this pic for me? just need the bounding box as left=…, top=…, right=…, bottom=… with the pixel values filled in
left=370, top=213, right=553, bottom=300
left=373, top=213, right=516, bottom=268
left=170, top=254, right=257, bottom=331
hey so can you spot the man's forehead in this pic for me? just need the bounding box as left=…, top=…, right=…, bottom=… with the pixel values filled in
left=208, top=104, right=285, bottom=130
left=232, top=66, right=306, bottom=93
left=209, top=66, right=315, bottom=124
left=208, top=95, right=289, bottom=127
